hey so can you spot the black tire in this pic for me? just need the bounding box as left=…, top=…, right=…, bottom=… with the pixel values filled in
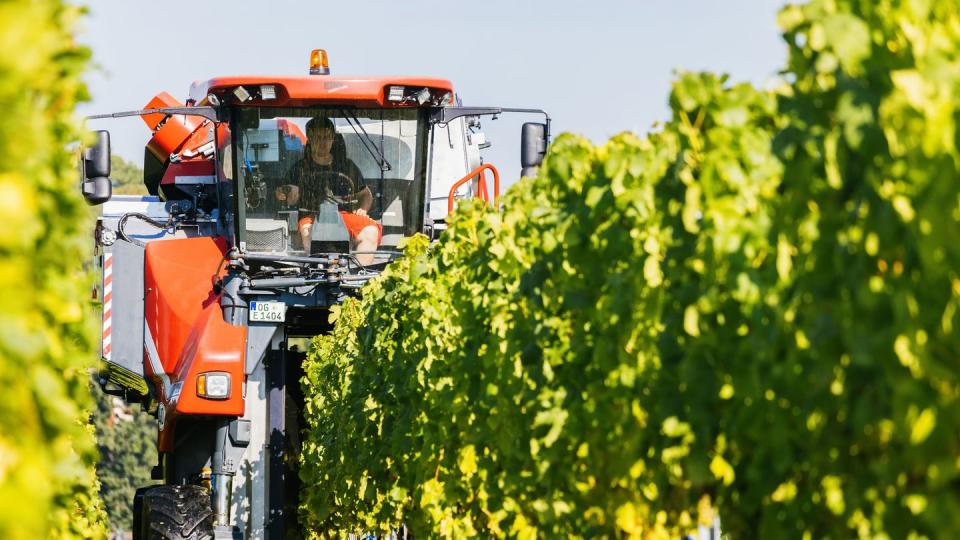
left=132, top=486, right=149, bottom=540
left=140, top=485, right=214, bottom=540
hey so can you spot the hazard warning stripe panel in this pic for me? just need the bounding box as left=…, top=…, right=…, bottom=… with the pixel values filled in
left=102, top=252, right=113, bottom=361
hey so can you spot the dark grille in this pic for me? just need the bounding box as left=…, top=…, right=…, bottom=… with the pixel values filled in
left=245, top=219, right=288, bottom=252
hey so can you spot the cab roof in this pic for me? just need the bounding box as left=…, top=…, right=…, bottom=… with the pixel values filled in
left=188, top=76, right=454, bottom=108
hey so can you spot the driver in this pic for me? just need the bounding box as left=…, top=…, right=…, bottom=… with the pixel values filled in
left=277, top=116, right=381, bottom=261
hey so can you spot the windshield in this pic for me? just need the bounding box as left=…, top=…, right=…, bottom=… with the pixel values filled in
left=232, top=107, right=428, bottom=263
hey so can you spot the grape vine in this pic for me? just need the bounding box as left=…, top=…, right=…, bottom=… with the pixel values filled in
left=0, top=1, right=106, bottom=538
left=301, top=1, right=960, bottom=538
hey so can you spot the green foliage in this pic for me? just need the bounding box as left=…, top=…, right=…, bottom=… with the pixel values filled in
left=110, top=155, right=146, bottom=195
left=91, top=384, right=157, bottom=533
left=0, top=1, right=106, bottom=538
left=301, top=1, right=960, bottom=538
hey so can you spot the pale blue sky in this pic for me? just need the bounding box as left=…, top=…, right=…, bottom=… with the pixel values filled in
left=79, top=0, right=787, bottom=184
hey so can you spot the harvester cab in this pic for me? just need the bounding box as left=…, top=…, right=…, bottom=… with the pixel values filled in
left=82, top=50, right=549, bottom=539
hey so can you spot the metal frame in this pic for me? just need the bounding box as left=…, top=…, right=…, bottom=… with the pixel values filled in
left=429, top=106, right=552, bottom=146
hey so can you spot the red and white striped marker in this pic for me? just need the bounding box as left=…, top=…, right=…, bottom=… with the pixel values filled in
left=102, top=253, right=113, bottom=361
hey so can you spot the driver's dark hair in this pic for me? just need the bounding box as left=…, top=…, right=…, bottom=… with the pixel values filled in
left=305, top=116, right=335, bottom=134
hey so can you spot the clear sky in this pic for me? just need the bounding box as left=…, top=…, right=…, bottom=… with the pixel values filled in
left=78, top=0, right=787, bottom=185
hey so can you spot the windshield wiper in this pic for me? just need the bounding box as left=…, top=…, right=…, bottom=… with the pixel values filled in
left=340, top=109, right=392, bottom=172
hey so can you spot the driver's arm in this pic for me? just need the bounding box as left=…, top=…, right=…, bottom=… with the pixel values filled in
left=277, top=162, right=303, bottom=205
left=355, top=186, right=372, bottom=214
left=346, top=161, right=372, bottom=214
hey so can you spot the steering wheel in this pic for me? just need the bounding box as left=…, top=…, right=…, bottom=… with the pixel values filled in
left=278, top=170, right=360, bottom=208
left=317, top=170, right=358, bottom=207
left=293, top=170, right=360, bottom=213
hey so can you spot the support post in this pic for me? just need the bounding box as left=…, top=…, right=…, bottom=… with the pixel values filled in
left=266, top=342, right=286, bottom=540
left=211, top=421, right=234, bottom=527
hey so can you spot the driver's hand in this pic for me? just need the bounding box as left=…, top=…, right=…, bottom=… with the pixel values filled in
left=355, top=208, right=368, bottom=217
left=276, top=185, right=300, bottom=204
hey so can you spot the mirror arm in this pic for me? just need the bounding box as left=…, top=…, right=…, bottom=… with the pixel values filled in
left=86, top=106, right=221, bottom=123
left=430, top=107, right=500, bottom=124
left=431, top=107, right=551, bottom=146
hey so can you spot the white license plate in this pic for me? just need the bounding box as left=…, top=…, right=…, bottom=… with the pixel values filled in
left=249, top=301, right=286, bottom=322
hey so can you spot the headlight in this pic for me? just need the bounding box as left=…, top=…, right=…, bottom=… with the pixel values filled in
left=197, top=372, right=231, bottom=400
left=387, top=85, right=405, bottom=102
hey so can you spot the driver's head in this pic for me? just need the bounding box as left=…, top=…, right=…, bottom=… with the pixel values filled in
left=305, top=117, right=336, bottom=162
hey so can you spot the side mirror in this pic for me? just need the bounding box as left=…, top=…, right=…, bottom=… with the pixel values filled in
left=520, top=122, right=547, bottom=178
left=81, top=130, right=112, bottom=205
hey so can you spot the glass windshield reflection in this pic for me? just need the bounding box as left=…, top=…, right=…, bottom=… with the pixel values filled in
left=235, top=108, right=425, bottom=265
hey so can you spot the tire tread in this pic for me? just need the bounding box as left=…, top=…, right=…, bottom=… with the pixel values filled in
left=142, top=485, right=214, bottom=540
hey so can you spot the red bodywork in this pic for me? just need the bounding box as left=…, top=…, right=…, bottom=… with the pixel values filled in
left=142, top=92, right=222, bottom=195
left=143, top=236, right=246, bottom=451
left=189, top=75, right=454, bottom=108
left=145, top=92, right=208, bottom=161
